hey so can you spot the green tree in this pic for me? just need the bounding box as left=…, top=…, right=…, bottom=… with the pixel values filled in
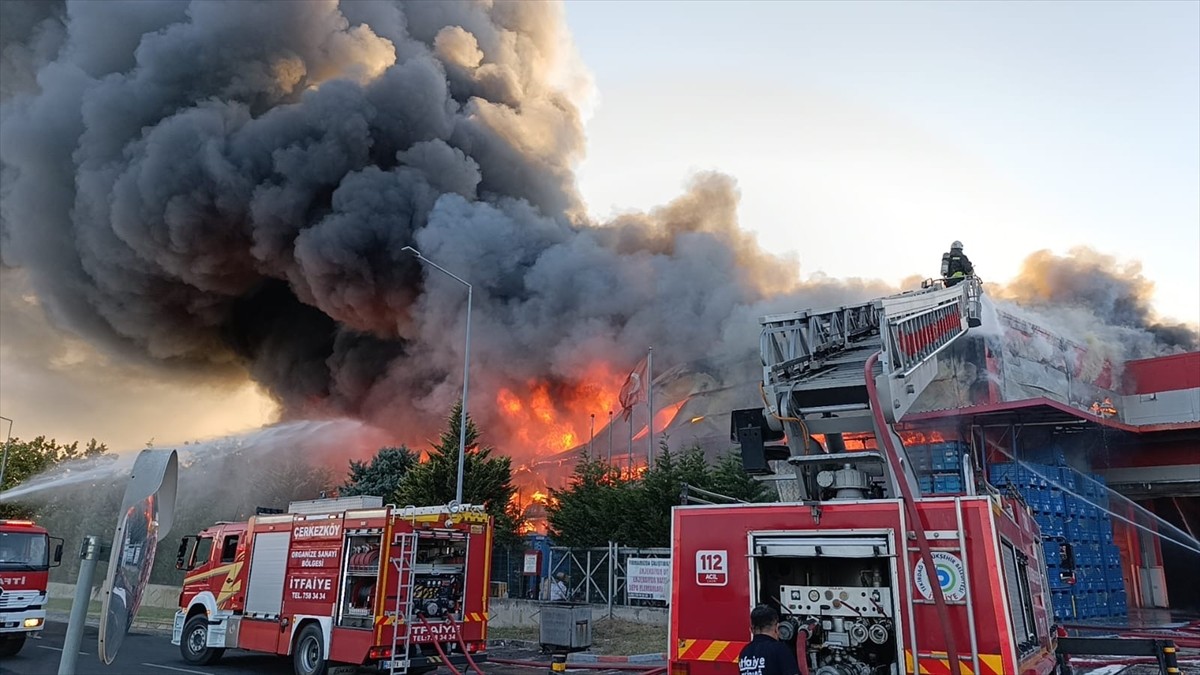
left=708, top=451, right=773, bottom=503
left=627, top=440, right=710, bottom=547
left=548, top=440, right=777, bottom=549
left=342, top=446, right=419, bottom=501
left=546, top=454, right=637, bottom=548
left=0, top=436, right=108, bottom=518
left=396, top=402, right=521, bottom=546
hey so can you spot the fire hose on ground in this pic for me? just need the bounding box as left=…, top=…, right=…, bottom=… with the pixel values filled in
left=415, top=615, right=486, bottom=675
left=490, top=657, right=666, bottom=672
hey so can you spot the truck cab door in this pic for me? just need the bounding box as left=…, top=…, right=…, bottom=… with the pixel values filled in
left=179, top=536, right=216, bottom=607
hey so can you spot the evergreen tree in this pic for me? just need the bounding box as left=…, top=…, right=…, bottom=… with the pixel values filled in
left=546, top=454, right=636, bottom=548
left=629, top=440, right=710, bottom=547
left=396, top=401, right=521, bottom=545
left=547, top=440, right=776, bottom=549
left=708, top=451, right=773, bottom=503
left=342, top=446, right=419, bottom=501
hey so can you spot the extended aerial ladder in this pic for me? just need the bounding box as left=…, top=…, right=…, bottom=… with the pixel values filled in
left=734, top=277, right=983, bottom=500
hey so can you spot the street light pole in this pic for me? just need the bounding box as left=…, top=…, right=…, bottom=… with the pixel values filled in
left=403, top=246, right=472, bottom=506
left=0, top=416, right=13, bottom=490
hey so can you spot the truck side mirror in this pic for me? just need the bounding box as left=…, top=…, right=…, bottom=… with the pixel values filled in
left=51, top=537, right=65, bottom=567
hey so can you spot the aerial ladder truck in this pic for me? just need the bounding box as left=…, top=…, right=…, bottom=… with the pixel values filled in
left=669, top=277, right=1187, bottom=675
left=668, top=278, right=1064, bottom=675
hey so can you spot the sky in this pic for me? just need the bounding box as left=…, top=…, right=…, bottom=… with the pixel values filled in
left=0, top=0, right=1196, bottom=452
left=564, top=0, right=1200, bottom=324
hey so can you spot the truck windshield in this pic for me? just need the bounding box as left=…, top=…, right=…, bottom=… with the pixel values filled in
left=0, top=531, right=49, bottom=569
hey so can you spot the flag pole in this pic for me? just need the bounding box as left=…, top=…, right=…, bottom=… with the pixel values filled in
left=608, top=410, right=613, bottom=464
left=628, top=413, right=633, bottom=473
left=646, top=346, right=654, bottom=466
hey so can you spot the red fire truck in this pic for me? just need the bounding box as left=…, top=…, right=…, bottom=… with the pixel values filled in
left=671, top=492, right=1056, bottom=675
left=172, top=496, right=493, bottom=675
left=0, top=518, right=64, bottom=656
left=669, top=280, right=1063, bottom=675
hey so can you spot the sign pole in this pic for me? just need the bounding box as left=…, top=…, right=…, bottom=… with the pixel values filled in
left=58, top=535, right=99, bottom=675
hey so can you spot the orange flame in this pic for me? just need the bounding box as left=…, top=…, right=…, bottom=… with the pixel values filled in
left=493, top=361, right=694, bottom=537
left=495, top=363, right=625, bottom=456
left=898, top=430, right=950, bottom=446
left=632, top=399, right=688, bottom=441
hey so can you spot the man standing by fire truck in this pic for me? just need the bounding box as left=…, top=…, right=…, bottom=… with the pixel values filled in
left=737, top=606, right=801, bottom=675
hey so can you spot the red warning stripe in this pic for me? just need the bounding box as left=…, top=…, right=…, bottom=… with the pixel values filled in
left=677, top=638, right=744, bottom=662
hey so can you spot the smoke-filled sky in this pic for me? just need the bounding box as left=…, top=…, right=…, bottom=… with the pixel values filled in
left=0, top=0, right=1195, bottom=454
left=569, top=0, right=1200, bottom=325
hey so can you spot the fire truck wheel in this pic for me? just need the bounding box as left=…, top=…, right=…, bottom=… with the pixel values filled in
left=180, top=615, right=225, bottom=665
left=293, top=624, right=329, bottom=675
left=0, top=634, right=26, bottom=657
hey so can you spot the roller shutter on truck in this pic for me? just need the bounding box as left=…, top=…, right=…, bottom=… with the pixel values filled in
left=245, top=532, right=290, bottom=616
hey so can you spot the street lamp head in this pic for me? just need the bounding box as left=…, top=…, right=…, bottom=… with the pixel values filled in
left=401, top=245, right=421, bottom=258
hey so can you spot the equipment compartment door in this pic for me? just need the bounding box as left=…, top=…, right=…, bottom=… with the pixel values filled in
left=749, top=530, right=902, bottom=675
left=245, top=531, right=290, bottom=616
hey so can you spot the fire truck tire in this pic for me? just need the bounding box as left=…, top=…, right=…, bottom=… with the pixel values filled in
left=0, top=634, right=26, bottom=657
left=179, top=615, right=225, bottom=665
left=293, top=624, right=329, bottom=675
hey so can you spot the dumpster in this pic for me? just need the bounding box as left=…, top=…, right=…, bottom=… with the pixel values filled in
left=539, top=602, right=592, bottom=652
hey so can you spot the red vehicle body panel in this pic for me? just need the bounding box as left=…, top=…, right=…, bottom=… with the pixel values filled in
left=0, top=520, right=54, bottom=647
left=178, top=505, right=491, bottom=668
left=0, top=569, right=49, bottom=594
left=669, top=497, right=1056, bottom=675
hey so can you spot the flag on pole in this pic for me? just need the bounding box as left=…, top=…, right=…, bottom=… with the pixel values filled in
left=618, top=355, right=649, bottom=420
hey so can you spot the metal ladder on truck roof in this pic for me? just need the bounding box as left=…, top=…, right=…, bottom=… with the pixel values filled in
left=388, top=532, right=419, bottom=675
left=901, top=498, right=980, bottom=675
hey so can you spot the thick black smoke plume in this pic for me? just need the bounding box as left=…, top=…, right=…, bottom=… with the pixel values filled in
left=2, top=0, right=851, bottom=451
left=6, top=3, right=1188, bottom=460
left=996, top=247, right=1198, bottom=352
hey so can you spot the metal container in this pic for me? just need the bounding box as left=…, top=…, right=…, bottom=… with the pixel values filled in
left=539, top=602, right=592, bottom=651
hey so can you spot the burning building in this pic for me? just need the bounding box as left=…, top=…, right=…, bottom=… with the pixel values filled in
left=0, top=1, right=1194, bottom=539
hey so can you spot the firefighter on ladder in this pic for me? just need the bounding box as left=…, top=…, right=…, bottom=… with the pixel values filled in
left=941, top=241, right=974, bottom=287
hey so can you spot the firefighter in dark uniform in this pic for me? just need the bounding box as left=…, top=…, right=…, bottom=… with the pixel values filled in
left=737, top=605, right=801, bottom=675
left=941, top=240, right=974, bottom=287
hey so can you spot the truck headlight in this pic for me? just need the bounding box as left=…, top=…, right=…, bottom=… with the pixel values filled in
left=24, top=618, right=44, bottom=628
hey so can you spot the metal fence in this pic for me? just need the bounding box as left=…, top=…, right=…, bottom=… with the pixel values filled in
left=547, top=544, right=671, bottom=614
left=489, top=541, right=672, bottom=614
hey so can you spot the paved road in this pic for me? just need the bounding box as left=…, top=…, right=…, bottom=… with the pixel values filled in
left=2, top=622, right=627, bottom=675
left=3, top=621, right=296, bottom=675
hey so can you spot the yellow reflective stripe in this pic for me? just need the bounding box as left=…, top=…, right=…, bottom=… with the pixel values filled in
left=698, top=640, right=729, bottom=661
left=980, top=654, right=1003, bottom=675
left=677, top=639, right=697, bottom=658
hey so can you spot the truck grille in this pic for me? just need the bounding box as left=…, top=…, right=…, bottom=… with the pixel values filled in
left=0, top=590, right=43, bottom=610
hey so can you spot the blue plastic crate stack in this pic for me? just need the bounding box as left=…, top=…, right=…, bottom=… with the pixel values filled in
left=911, top=441, right=966, bottom=495
left=988, top=454, right=1126, bottom=622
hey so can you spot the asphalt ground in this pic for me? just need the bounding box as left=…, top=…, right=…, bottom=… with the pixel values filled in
left=0, top=621, right=644, bottom=675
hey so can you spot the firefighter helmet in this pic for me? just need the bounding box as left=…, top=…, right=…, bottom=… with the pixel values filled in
left=951, top=240, right=963, bottom=251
